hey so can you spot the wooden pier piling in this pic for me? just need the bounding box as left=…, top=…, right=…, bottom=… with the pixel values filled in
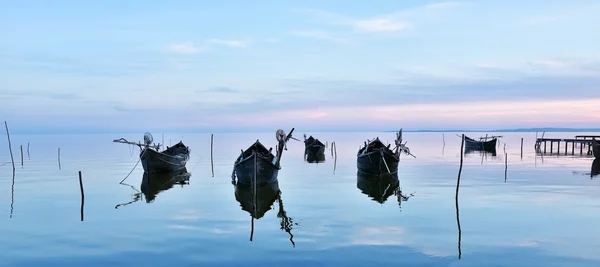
left=535, top=137, right=597, bottom=156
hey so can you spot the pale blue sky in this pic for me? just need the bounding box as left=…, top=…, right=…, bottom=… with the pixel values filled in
left=1, top=0, right=599, bottom=133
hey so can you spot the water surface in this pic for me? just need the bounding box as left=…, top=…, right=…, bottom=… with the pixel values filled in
left=0, top=131, right=599, bottom=266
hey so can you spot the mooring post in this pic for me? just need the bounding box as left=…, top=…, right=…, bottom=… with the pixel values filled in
left=20, top=145, right=23, bottom=167
left=455, top=134, right=464, bottom=259
left=79, top=171, right=84, bottom=221
left=4, top=121, right=15, bottom=172
left=27, top=142, right=30, bottom=159
left=520, top=138, right=523, bottom=159
left=58, top=148, right=61, bottom=170
left=210, top=134, right=214, bottom=177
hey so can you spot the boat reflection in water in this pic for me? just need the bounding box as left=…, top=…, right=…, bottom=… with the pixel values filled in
left=356, top=171, right=413, bottom=209
left=592, top=159, right=600, bottom=178
left=141, top=168, right=191, bottom=203
left=233, top=179, right=296, bottom=247
left=464, top=146, right=497, bottom=157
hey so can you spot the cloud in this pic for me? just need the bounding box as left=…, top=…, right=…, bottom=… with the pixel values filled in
left=167, top=43, right=201, bottom=54
left=196, top=87, right=240, bottom=93
left=294, top=2, right=463, bottom=36
left=207, top=38, right=246, bottom=48
left=424, top=1, right=465, bottom=9
left=526, top=16, right=561, bottom=25
left=353, top=19, right=409, bottom=32
left=289, top=30, right=349, bottom=43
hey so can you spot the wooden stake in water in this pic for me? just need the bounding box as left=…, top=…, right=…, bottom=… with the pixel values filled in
left=20, top=145, right=23, bottom=167
left=211, top=134, right=214, bottom=177
left=455, top=134, right=464, bottom=259
left=27, top=142, right=30, bottom=159
left=333, top=142, right=337, bottom=174
left=58, top=148, right=61, bottom=170
left=4, top=121, right=15, bottom=172
left=79, top=171, right=85, bottom=221
left=504, top=153, right=508, bottom=183
left=520, top=138, right=524, bottom=159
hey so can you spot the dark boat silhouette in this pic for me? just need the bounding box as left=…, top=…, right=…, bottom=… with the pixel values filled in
left=592, top=158, right=600, bottom=177
left=357, top=129, right=414, bottom=175
left=233, top=128, right=295, bottom=185
left=233, top=179, right=296, bottom=247
left=305, top=148, right=326, bottom=163
left=304, top=134, right=326, bottom=155
left=141, top=168, right=191, bottom=203
left=464, top=135, right=497, bottom=152
left=592, top=140, right=600, bottom=159
left=141, top=141, right=190, bottom=173
left=113, top=132, right=190, bottom=173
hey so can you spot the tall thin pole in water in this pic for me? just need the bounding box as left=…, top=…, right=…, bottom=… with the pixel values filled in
left=4, top=121, right=15, bottom=172
left=211, top=134, right=214, bottom=177
left=19, top=145, right=23, bottom=167
left=58, top=148, right=61, bottom=170
left=79, top=171, right=85, bottom=221
left=455, top=134, right=464, bottom=259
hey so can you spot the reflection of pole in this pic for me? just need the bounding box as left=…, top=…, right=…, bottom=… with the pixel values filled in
left=250, top=152, right=257, bottom=242
left=455, top=134, right=464, bottom=259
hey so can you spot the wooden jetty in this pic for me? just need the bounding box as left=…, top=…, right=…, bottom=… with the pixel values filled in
left=575, top=135, right=600, bottom=140
left=535, top=137, right=598, bottom=156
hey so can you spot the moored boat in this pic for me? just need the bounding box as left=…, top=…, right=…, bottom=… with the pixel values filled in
left=233, top=128, right=295, bottom=185
left=304, top=134, right=326, bottom=155
left=357, top=129, right=414, bottom=176
left=113, top=132, right=190, bottom=173
left=140, top=141, right=190, bottom=173
left=592, top=139, right=600, bottom=159
left=464, top=135, right=497, bottom=151
left=591, top=158, right=600, bottom=178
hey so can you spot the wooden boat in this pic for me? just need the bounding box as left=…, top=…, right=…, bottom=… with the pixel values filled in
left=234, top=179, right=296, bottom=246
left=140, top=141, right=190, bottom=173
left=591, top=158, right=600, bottom=178
left=304, top=134, right=326, bottom=155
left=141, top=168, right=191, bottom=203
left=464, top=135, right=498, bottom=151
left=357, top=129, right=414, bottom=176
left=592, top=139, right=600, bottom=159
left=305, top=149, right=326, bottom=163
left=113, top=132, right=190, bottom=173
left=233, top=128, right=295, bottom=185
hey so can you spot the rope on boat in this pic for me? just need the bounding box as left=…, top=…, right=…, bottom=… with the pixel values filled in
left=119, top=148, right=147, bottom=184
left=380, top=150, right=392, bottom=174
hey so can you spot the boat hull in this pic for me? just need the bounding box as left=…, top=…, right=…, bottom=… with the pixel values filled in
left=357, top=148, right=400, bottom=176
left=305, top=148, right=326, bottom=163
left=234, top=152, right=279, bottom=185
left=592, top=140, right=600, bottom=159
left=141, top=148, right=189, bottom=173
left=464, top=137, right=497, bottom=151
left=305, top=144, right=326, bottom=155
left=592, top=158, right=600, bottom=177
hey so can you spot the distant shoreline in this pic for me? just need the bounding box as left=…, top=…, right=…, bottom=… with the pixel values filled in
left=385, top=128, right=600, bottom=133
left=7, top=127, right=600, bottom=135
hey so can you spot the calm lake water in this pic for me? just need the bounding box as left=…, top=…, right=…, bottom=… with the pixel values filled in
left=0, top=131, right=599, bottom=266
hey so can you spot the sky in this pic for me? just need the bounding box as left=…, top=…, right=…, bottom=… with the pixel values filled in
left=1, top=0, right=600, bottom=133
